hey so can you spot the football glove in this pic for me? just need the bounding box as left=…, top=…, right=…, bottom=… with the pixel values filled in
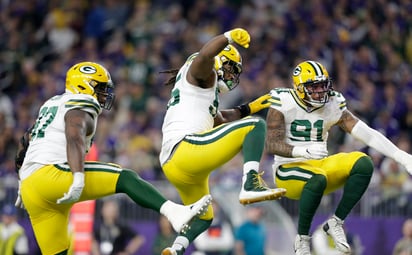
left=248, top=94, right=271, bottom=114
left=236, top=94, right=271, bottom=118
left=57, top=172, right=85, bottom=204
left=292, top=144, right=328, bottom=159
left=224, top=28, right=250, bottom=48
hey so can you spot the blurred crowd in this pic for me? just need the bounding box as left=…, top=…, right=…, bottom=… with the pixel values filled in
left=1, top=0, right=412, bottom=214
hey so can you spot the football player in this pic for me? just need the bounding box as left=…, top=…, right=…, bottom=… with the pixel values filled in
left=265, top=60, right=412, bottom=255
left=15, top=62, right=212, bottom=255
left=159, top=28, right=286, bottom=255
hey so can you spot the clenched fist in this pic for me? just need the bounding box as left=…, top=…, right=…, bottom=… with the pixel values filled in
left=224, top=28, right=250, bottom=48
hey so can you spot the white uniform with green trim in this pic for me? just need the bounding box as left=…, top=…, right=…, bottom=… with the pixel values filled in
left=160, top=54, right=219, bottom=165
left=269, top=88, right=347, bottom=169
left=19, top=92, right=101, bottom=180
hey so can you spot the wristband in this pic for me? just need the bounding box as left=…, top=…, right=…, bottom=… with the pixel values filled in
left=224, top=31, right=234, bottom=44
left=235, top=104, right=251, bottom=118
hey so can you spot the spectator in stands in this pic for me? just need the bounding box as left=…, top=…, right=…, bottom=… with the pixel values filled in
left=0, top=204, right=29, bottom=255
left=375, top=157, right=411, bottom=215
left=92, top=198, right=145, bottom=255
left=152, top=215, right=176, bottom=255
left=393, top=218, right=412, bottom=255
left=234, top=205, right=266, bottom=255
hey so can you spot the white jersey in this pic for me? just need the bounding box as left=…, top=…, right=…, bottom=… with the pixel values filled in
left=269, top=88, right=347, bottom=168
left=160, top=54, right=219, bottom=165
left=19, top=93, right=101, bottom=180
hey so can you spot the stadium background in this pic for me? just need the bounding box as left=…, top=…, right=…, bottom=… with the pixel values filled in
left=0, top=0, right=412, bottom=254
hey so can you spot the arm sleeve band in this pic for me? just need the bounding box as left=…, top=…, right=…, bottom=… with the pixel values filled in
left=350, top=120, right=406, bottom=162
left=235, top=104, right=251, bottom=118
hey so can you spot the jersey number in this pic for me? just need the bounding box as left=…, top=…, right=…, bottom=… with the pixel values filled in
left=31, top=106, right=58, bottom=139
left=290, top=119, right=324, bottom=142
left=167, top=87, right=219, bottom=117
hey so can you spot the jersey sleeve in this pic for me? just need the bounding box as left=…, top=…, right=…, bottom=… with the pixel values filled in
left=269, top=88, right=289, bottom=111
left=330, top=91, right=347, bottom=112
left=64, top=94, right=101, bottom=119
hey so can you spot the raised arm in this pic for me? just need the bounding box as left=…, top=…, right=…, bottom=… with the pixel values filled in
left=188, top=28, right=250, bottom=88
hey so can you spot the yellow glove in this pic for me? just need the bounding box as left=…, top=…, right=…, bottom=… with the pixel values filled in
left=235, top=93, right=271, bottom=118
left=248, top=93, right=271, bottom=114
left=224, top=28, right=250, bottom=48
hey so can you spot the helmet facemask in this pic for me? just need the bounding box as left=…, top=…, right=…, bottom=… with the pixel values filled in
left=299, top=78, right=332, bottom=107
left=92, top=80, right=115, bottom=110
left=217, top=60, right=242, bottom=93
left=215, top=45, right=242, bottom=93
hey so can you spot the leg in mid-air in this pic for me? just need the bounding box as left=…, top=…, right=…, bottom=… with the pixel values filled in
left=294, top=174, right=327, bottom=255
left=237, top=117, right=286, bottom=204
left=277, top=152, right=373, bottom=255
left=322, top=154, right=373, bottom=254
left=161, top=118, right=286, bottom=255
left=115, top=168, right=212, bottom=233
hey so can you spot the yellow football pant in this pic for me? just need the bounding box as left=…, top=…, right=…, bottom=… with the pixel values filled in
left=21, top=162, right=122, bottom=255
left=275, top=151, right=367, bottom=200
left=163, top=117, right=262, bottom=219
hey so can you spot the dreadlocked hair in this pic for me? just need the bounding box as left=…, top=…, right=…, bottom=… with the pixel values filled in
left=160, top=69, right=180, bottom=86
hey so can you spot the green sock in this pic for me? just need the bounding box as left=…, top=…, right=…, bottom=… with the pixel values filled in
left=182, top=217, right=213, bottom=242
left=298, top=174, right=327, bottom=235
left=115, top=169, right=166, bottom=211
left=171, top=218, right=212, bottom=255
left=335, top=156, right=373, bottom=220
left=243, top=118, right=266, bottom=162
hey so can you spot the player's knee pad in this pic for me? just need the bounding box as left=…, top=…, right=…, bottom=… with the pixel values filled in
left=304, top=174, right=327, bottom=192
left=351, top=155, right=373, bottom=177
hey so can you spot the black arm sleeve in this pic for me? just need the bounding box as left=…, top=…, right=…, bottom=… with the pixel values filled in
left=15, top=126, right=33, bottom=173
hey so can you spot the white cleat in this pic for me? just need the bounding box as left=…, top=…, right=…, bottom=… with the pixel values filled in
left=239, top=187, right=286, bottom=205
left=323, top=216, right=351, bottom=254
left=169, top=194, right=212, bottom=234
left=294, top=235, right=311, bottom=255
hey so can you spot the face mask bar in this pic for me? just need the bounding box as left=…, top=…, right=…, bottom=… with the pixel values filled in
left=302, top=79, right=333, bottom=106
left=221, top=60, right=242, bottom=90
left=93, top=81, right=115, bottom=110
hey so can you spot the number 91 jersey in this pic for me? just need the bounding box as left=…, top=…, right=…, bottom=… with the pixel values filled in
left=20, top=93, right=101, bottom=179
left=269, top=88, right=347, bottom=166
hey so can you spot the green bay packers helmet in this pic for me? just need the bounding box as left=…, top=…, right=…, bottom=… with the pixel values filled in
left=214, top=45, right=242, bottom=93
left=292, top=60, right=332, bottom=107
left=66, top=62, right=115, bottom=110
